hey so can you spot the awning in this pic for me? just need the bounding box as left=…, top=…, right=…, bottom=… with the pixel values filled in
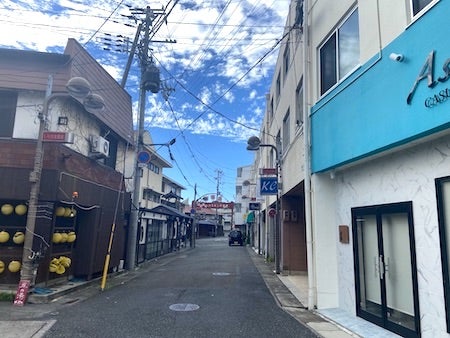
left=246, top=211, right=255, bottom=223
left=146, top=204, right=192, bottom=219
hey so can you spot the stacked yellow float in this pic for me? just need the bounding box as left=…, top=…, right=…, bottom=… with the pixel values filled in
left=49, top=256, right=71, bottom=275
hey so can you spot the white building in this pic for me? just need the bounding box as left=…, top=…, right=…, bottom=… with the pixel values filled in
left=246, top=0, right=450, bottom=337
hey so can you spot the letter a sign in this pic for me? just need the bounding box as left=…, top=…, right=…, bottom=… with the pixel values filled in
left=260, top=177, right=278, bottom=195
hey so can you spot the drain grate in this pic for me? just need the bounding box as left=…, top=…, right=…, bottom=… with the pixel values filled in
left=169, top=303, right=200, bottom=312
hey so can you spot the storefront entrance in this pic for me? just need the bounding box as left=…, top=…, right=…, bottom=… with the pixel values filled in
left=352, top=202, right=421, bottom=337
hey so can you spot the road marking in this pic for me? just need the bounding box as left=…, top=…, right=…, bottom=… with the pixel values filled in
left=169, top=303, right=200, bottom=312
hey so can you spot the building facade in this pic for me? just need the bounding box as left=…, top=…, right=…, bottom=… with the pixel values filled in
left=134, top=130, right=191, bottom=263
left=0, top=39, right=134, bottom=286
left=245, top=0, right=450, bottom=337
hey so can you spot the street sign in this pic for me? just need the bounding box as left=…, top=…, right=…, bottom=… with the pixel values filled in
left=137, top=151, right=151, bottom=163
left=249, top=202, right=261, bottom=210
left=260, top=177, right=278, bottom=195
left=42, top=131, right=74, bottom=143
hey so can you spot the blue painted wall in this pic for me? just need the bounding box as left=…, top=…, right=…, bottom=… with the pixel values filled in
left=311, top=1, right=450, bottom=173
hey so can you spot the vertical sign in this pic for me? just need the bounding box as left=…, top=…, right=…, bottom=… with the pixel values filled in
left=14, top=280, right=30, bottom=306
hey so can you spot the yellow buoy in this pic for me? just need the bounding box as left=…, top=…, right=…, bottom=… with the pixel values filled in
left=67, top=231, right=76, bottom=243
left=55, top=206, right=66, bottom=217
left=1, top=204, right=13, bottom=215
left=64, top=207, right=72, bottom=217
left=8, top=260, right=21, bottom=273
left=0, top=260, right=5, bottom=274
left=15, top=204, right=27, bottom=216
left=0, top=231, right=10, bottom=243
left=52, top=232, right=62, bottom=244
left=13, top=231, right=25, bottom=244
left=60, top=233, right=68, bottom=243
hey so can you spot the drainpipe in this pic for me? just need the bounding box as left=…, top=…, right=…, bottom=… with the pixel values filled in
left=302, top=0, right=316, bottom=310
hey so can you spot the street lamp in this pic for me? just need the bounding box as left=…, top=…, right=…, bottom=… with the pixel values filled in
left=246, top=136, right=282, bottom=274
left=20, top=76, right=105, bottom=288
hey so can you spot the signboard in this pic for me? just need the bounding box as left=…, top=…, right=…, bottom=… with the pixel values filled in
left=260, top=177, right=278, bottom=195
left=14, top=280, right=30, bottom=306
left=42, top=131, right=74, bottom=143
left=249, top=202, right=261, bottom=210
left=196, top=202, right=234, bottom=209
left=259, top=168, right=277, bottom=176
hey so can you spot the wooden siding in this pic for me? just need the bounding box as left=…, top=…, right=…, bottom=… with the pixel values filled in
left=64, top=39, right=134, bottom=145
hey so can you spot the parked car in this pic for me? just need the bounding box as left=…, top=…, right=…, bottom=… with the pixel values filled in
left=228, top=230, right=244, bottom=246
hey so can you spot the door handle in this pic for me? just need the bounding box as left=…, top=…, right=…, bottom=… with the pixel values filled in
left=379, top=255, right=385, bottom=280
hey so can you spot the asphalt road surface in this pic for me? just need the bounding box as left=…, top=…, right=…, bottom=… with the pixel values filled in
left=41, top=237, right=319, bottom=338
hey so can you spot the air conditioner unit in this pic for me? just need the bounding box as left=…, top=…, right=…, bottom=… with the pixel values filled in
left=90, top=135, right=110, bottom=157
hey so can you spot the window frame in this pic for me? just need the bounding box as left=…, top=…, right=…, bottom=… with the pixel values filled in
left=295, top=78, right=304, bottom=131
left=282, top=108, right=290, bottom=152
left=411, top=0, right=435, bottom=17
left=318, top=7, right=360, bottom=96
left=0, top=90, right=18, bottom=138
left=283, top=42, right=290, bottom=81
left=276, top=72, right=281, bottom=104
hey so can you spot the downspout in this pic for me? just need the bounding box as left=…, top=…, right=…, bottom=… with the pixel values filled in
left=303, top=0, right=316, bottom=310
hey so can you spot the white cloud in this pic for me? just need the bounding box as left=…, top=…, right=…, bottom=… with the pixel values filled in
left=0, top=0, right=290, bottom=196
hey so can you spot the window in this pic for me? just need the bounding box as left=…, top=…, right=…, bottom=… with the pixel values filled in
left=412, top=0, right=433, bottom=16
left=283, top=109, right=290, bottom=151
left=234, top=203, right=242, bottom=213
left=296, top=79, right=304, bottom=129
left=147, top=162, right=160, bottom=174
left=319, top=8, right=360, bottom=95
left=283, top=43, right=290, bottom=80
left=276, top=131, right=281, bottom=160
left=276, top=73, right=281, bottom=103
left=0, top=90, right=17, bottom=137
left=237, top=167, right=243, bottom=177
left=270, top=97, right=274, bottom=120
left=236, top=186, right=242, bottom=195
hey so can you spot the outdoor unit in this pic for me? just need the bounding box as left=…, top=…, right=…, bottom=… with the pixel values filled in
left=90, top=135, right=110, bottom=157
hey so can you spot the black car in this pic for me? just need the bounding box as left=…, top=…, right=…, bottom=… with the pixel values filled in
left=228, top=230, right=244, bottom=246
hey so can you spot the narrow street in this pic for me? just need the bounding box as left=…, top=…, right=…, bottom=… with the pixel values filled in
left=32, top=237, right=319, bottom=338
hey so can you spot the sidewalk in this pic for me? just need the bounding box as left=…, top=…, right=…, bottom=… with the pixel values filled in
left=247, top=248, right=359, bottom=338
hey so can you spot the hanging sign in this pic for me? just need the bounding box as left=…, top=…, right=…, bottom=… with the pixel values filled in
left=260, top=177, right=278, bottom=195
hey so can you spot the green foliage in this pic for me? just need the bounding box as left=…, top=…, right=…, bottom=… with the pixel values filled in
left=0, top=291, right=14, bottom=302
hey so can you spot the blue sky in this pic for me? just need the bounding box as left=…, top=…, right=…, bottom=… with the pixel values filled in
left=0, top=0, right=290, bottom=203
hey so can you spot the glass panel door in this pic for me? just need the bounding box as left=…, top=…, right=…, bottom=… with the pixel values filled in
left=382, top=213, right=416, bottom=331
left=356, top=215, right=383, bottom=320
left=353, top=202, right=420, bottom=337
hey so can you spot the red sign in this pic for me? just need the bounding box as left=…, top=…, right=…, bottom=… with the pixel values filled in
left=268, top=208, right=277, bottom=217
left=260, top=168, right=277, bottom=175
left=14, top=280, right=30, bottom=306
left=196, top=202, right=234, bottom=209
left=43, top=131, right=74, bottom=143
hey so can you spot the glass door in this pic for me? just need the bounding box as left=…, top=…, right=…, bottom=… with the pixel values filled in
left=352, top=202, right=421, bottom=337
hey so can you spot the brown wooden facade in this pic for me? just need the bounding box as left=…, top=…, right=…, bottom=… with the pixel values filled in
left=0, top=40, right=134, bottom=286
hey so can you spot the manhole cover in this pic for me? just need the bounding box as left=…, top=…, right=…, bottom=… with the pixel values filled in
left=212, top=272, right=230, bottom=276
left=169, top=303, right=200, bottom=312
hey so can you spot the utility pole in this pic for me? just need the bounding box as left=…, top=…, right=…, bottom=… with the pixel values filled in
left=215, top=169, right=222, bottom=236
left=124, top=5, right=176, bottom=270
